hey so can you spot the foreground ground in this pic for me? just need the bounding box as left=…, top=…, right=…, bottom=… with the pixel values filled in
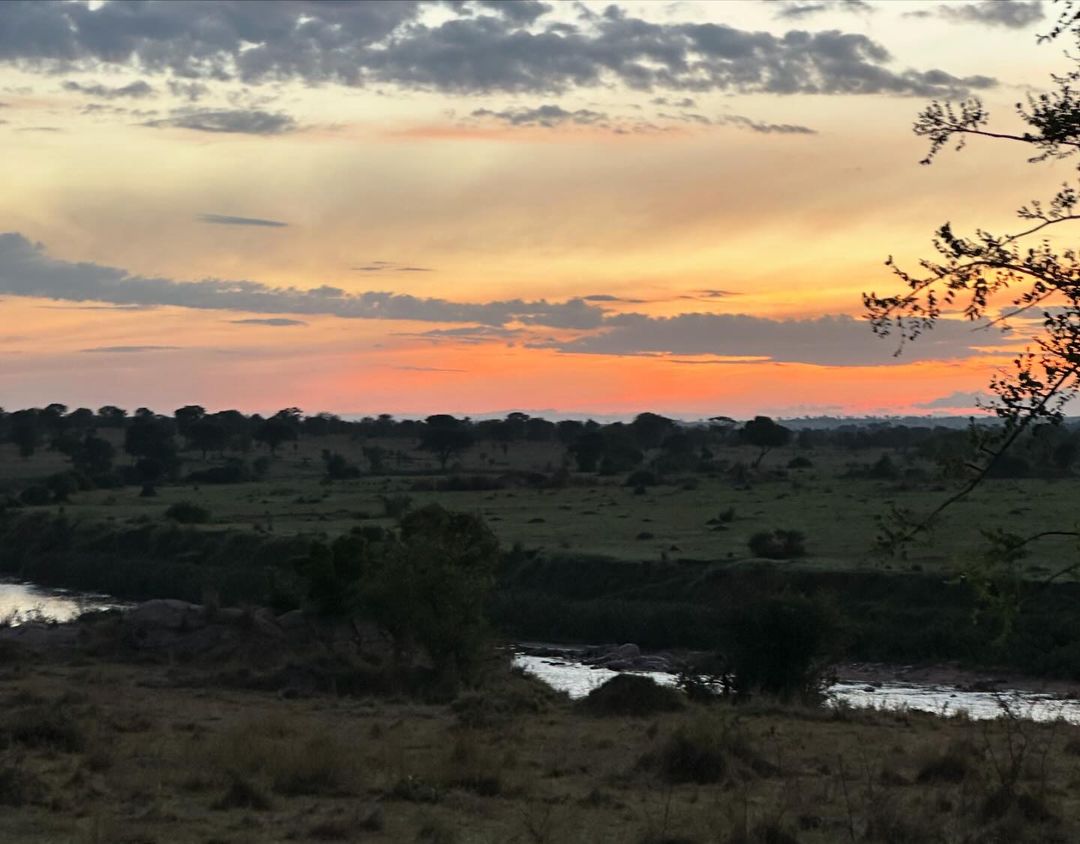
left=3, top=641, right=1080, bottom=844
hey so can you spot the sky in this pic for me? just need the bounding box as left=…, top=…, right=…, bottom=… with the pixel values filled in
left=0, top=0, right=1070, bottom=419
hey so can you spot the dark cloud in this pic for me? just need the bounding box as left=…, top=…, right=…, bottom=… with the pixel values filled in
left=198, top=213, right=288, bottom=227
left=716, top=114, right=816, bottom=134
left=229, top=317, right=306, bottom=326
left=531, top=312, right=1015, bottom=366
left=143, top=108, right=297, bottom=134
left=407, top=325, right=527, bottom=343
left=915, top=390, right=991, bottom=409
left=472, top=104, right=608, bottom=127
left=16, top=126, right=62, bottom=132
left=652, top=96, right=696, bottom=107
left=938, top=1, right=1044, bottom=28
left=0, top=232, right=604, bottom=329
left=471, top=0, right=553, bottom=24
left=476, top=104, right=816, bottom=135
left=81, top=345, right=180, bottom=353
left=167, top=80, right=210, bottom=101
left=62, top=79, right=155, bottom=98
left=0, top=1, right=996, bottom=99
left=774, top=0, right=875, bottom=19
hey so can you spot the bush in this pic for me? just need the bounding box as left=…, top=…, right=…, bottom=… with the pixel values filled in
left=646, top=715, right=769, bottom=784
left=578, top=674, right=684, bottom=717
left=187, top=462, right=251, bottom=485
left=724, top=595, right=835, bottom=702
left=787, top=455, right=813, bottom=469
left=18, top=486, right=51, bottom=506
left=747, top=529, right=806, bottom=560
left=379, top=493, right=413, bottom=519
left=165, top=501, right=212, bottom=524
left=626, top=469, right=659, bottom=488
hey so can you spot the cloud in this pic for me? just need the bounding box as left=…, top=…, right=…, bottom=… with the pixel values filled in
left=352, top=260, right=434, bottom=272
left=81, top=345, right=180, bottom=353
left=392, top=365, right=468, bottom=372
left=531, top=312, right=1015, bottom=366
left=0, top=2, right=996, bottom=99
left=471, top=104, right=608, bottom=128
left=938, top=1, right=1044, bottom=28
left=914, top=390, right=992, bottom=409
left=167, top=80, right=210, bottom=101
left=407, top=325, right=527, bottom=343
left=229, top=318, right=306, bottom=326
left=16, top=126, right=62, bottom=133
left=62, top=79, right=155, bottom=99
left=715, top=114, right=816, bottom=135
left=0, top=232, right=605, bottom=329
left=198, top=213, right=288, bottom=228
left=774, top=0, right=875, bottom=19
left=143, top=108, right=297, bottom=134
left=475, top=104, right=816, bottom=135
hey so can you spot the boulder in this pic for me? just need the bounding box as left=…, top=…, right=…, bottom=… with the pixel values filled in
left=126, top=599, right=205, bottom=631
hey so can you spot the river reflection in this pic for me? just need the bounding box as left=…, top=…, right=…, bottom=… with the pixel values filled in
left=0, top=581, right=121, bottom=625
left=513, top=654, right=1080, bottom=725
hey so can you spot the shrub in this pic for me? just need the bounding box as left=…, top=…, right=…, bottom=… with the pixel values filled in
left=747, top=529, right=806, bottom=560
left=787, top=455, right=813, bottom=469
left=379, top=493, right=413, bottom=519
left=578, top=674, right=684, bottom=717
left=724, top=595, right=835, bottom=702
left=165, top=501, right=212, bottom=524
left=646, top=715, right=768, bottom=784
left=18, top=486, right=50, bottom=507
left=626, top=469, right=659, bottom=488
left=187, top=462, right=251, bottom=485
left=868, top=453, right=900, bottom=480
left=2, top=706, right=86, bottom=752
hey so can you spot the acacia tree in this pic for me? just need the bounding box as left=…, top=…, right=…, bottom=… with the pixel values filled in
left=863, top=3, right=1080, bottom=584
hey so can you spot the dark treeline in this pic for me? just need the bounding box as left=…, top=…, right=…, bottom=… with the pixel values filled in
left=3, top=403, right=1080, bottom=504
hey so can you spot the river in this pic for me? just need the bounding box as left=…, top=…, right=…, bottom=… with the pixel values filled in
left=3, top=580, right=1077, bottom=724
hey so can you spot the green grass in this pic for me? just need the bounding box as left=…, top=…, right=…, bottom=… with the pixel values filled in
left=5, top=434, right=1078, bottom=580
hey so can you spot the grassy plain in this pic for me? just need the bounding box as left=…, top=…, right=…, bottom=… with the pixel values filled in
left=3, top=647, right=1080, bottom=844
left=2, top=433, right=1078, bottom=579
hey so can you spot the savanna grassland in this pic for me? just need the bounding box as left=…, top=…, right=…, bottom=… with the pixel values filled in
left=4, top=642, right=1080, bottom=844
left=4, top=410, right=1080, bottom=843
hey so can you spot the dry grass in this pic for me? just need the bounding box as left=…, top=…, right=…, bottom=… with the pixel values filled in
left=1, top=652, right=1079, bottom=843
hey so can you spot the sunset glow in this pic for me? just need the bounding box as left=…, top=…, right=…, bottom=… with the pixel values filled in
left=0, top=0, right=1065, bottom=417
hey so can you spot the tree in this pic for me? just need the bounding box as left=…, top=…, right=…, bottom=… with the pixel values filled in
left=254, top=418, right=298, bottom=455
left=295, top=505, right=500, bottom=684
left=864, top=4, right=1080, bottom=579
left=8, top=409, right=40, bottom=458
left=419, top=415, right=474, bottom=471
left=186, top=420, right=228, bottom=459
left=630, top=412, right=677, bottom=450
left=740, top=416, right=791, bottom=468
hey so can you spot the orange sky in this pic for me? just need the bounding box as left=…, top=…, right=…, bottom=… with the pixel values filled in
left=0, top=0, right=1064, bottom=418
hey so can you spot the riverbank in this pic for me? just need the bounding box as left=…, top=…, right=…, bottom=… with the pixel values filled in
left=3, top=622, right=1080, bottom=843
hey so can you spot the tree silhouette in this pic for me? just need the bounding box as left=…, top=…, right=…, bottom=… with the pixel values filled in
left=864, top=3, right=1080, bottom=575
left=419, top=415, right=474, bottom=471
left=740, top=416, right=791, bottom=468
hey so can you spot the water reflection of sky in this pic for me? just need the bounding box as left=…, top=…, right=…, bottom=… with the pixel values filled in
left=0, top=581, right=121, bottom=625
left=514, top=655, right=1080, bottom=725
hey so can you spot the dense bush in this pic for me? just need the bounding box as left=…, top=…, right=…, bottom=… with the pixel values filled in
left=747, top=529, right=806, bottom=559
left=187, top=461, right=251, bottom=485
left=724, top=594, right=836, bottom=702
left=165, top=502, right=212, bottom=524
left=578, top=674, right=684, bottom=717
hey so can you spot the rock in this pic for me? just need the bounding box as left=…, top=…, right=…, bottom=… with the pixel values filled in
left=276, top=609, right=307, bottom=630
left=126, top=599, right=205, bottom=631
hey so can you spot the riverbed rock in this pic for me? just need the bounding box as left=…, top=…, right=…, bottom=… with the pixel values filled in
left=126, top=599, right=205, bottom=631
